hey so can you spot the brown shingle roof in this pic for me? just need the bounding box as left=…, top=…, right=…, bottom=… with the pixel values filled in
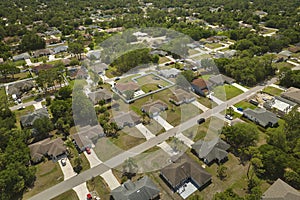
left=142, top=100, right=168, bottom=116
left=88, top=88, right=112, bottom=104
left=281, top=87, right=300, bottom=104
left=192, top=78, right=213, bottom=90
left=29, top=138, right=66, bottom=162
left=115, top=82, right=139, bottom=93
left=262, top=178, right=300, bottom=200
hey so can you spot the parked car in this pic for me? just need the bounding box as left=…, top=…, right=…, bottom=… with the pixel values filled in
left=237, top=107, right=243, bottom=112
left=61, top=158, right=66, bottom=166
left=225, top=114, right=233, bottom=120
left=18, top=106, right=25, bottom=110
left=85, top=147, right=91, bottom=154
left=197, top=118, right=205, bottom=124
left=115, top=77, right=120, bottom=81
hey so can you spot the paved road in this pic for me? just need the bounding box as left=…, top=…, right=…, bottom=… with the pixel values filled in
left=29, top=77, right=277, bottom=200
left=10, top=99, right=45, bottom=111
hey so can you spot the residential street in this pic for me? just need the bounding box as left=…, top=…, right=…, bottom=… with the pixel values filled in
left=29, top=77, right=277, bottom=200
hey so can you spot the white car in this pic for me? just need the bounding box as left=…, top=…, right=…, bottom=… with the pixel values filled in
left=225, top=114, right=233, bottom=120
left=61, top=158, right=66, bottom=166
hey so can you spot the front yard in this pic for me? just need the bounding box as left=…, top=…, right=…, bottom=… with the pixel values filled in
left=51, top=190, right=79, bottom=200
left=262, top=86, right=283, bottom=96
left=23, top=161, right=64, bottom=199
left=213, top=84, right=243, bottom=101
left=87, top=176, right=111, bottom=200
left=234, top=101, right=257, bottom=110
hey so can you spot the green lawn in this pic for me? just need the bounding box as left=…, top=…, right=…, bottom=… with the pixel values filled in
left=69, top=149, right=90, bottom=173
left=158, top=56, right=170, bottom=64
left=109, top=130, right=146, bottom=151
left=201, top=74, right=211, bottom=80
left=87, top=176, right=111, bottom=200
left=23, top=161, right=64, bottom=199
left=188, top=49, right=200, bottom=56
left=234, top=101, right=257, bottom=110
left=135, top=73, right=171, bottom=87
left=273, top=62, right=294, bottom=71
left=213, top=84, right=243, bottom=101
left=117, top=74, right=139, bottom=84
left=140, top=83, right=159, bottom=93
left=262, top=86, right=283, bottom=96
left=51, top=190, right=79, bottom=200
left=197, top=97, right=213, bottom=108
left=205, top=43, right=223, bottom=49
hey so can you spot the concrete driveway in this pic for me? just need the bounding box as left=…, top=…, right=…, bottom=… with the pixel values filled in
left=100, top=169, right=121, bottom=190
left=175, top=133, right=194, bottom=148
left=135, top=124, right=155, bottom=140
left=153, top=116, right=173, bottom=131
left=84, top=149, right=120, bottom=190
left=192, top=101, right=209, bottom=112
left=58, top=158, right=90, bottom=200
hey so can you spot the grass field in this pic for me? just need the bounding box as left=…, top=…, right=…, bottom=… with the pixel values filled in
left=273, top=62, right=294, bottom=70
left=234, top=101, right=257, bottom=110
left=262, top=86, right=283, bottom=96
left=23, top=161, right=64, bottom=199
left=213, top=84, right=243, bottom=101
left=69, top=150, right=90, bottom=173
left=51, top=190, right=79, bottom=200
left=188, top=49, right=200, bottom=56
left=205, top=43, right=223, bottom=49
left=135, top=73, right=171, bottom=87
left=140, top=83, right=159, bottom=93
left=87, top=176, right=111, bottom=200
left=109, top=130, right=146, bottom=151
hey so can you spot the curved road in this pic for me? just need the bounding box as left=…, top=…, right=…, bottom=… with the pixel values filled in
left=29, top=78, right=276, bottom=200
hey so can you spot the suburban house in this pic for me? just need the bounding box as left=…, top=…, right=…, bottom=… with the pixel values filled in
left=33, top=49, right=52, bottom=58
left=243, top=108, right=279, bottom=128
left=141, top=100, right=168, bottom=118
left=88, top=88, right=112, bottom=105
left=111, top=111, right=141, bottom=129
left=191, top=78, right=213, bottom=96
left=20, top=107, right=49, bottom=127
left=89, top=62, right=108, bottom=74
left=13, top=52, right=30, bottom=61
left=32, top=63, right=55, bottom=74
left=7, top=80, right=35, bottom=97
left=111, top=176, right=160, bottom=200
left=115, top=82, right=140, bottom=94
left=208, top=74, right=236, bottom=86
left=159, top=68, right=181, bottom=78
left=281, top=87, right=300, bottom=104
left=150, top=50, right=168, bottom=56
left=262, top=178, right=300, bottom=200
left=29, top=138, right=67, bottom=163
left=191, top=137, right=230, bottom=165
left=160, top=154, right=212, bottom=193
left=263, top=96, right=296, bottom=116
left=86, top=50, right=101, bottom=60
left=71, top=125, right=104, bottom=151
left=52, top=46, right=68, bottom=54
left=169, top=88, right=196, bottom=106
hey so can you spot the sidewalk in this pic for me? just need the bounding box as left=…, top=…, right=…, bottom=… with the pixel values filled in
left=232, top=83, right=249, bottom=92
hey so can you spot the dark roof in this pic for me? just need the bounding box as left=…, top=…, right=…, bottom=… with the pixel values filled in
left=71, top=125, right=104, bottom=150
left=262, top=178, right=300, bottom=200
left=33, top=64, right=54, bottom=73
left=111, top=176, right=160, bottom=200
left=13, top=52, right=30, bottom=61
left=192, top=137, right=230, bottom=164
left=29, top=138, right=66, bottom=162
left=33, top=49, right=52, bottom=57
left=7, top=80, right=35, bottom=96
left=142, top=100, right=168, bottom=116
left=115, top=82, right=140, bottom=93
left=89, top=62, right=108, bottom=74
left=88, top=88, right=112, bottom=104
left=20, top=108, right=49, bottom=127
left=161, top=154, right=211, bottom=190
left=111, top=111, right=140, bottom=128
left=243, top=108, right=279, bottom=127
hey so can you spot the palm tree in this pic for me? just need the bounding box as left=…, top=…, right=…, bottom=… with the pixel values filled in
left=217, top=164, right=228, bottom=180
left=122, top=157, right=138, bottom=179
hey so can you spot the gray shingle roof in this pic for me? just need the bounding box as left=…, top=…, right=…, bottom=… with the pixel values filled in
left=243, top=108, right=279, bottom=127
left=20, top=108, right=49, bottom=127
left=262, top=178, right=300, bottom=200
left=111, top=176, right=160, bottom=200
left=88, top=88, right=112, bottom=104
left=29, top=138, right=66, bottom=163
left=161, top=154, right=211, bottom=190
left=71, top=125, right=104, bottom=150
left=192, top=137, right=230, bottom=164
left=281, top=87, right=300, bottom=104
left=111, top=111, right=140, bottom=128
